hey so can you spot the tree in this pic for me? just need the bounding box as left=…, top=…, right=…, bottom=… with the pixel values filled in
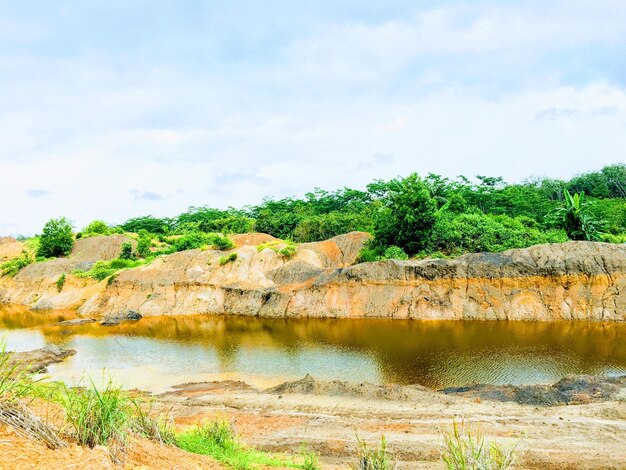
left=545, top=190, right=603, bottom=241
left=373, top=174, right=437, bottom=255
left=37, top=217, right=74, bottom=258
left=82, top=220, right=110, bottom=235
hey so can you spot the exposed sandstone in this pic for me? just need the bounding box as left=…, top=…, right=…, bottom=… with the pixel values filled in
left=0, top=237, right=25, bottom=262
left=1, top=233, right=625, bottom=321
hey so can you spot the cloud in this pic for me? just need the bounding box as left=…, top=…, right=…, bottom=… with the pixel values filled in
left=130, top=189, right=164, bottom=201
left=24, top=189, right=51, bottom=198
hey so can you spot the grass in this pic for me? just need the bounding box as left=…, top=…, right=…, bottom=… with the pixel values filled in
left=176, top=419, right=304, bottom=469
left=60, top=377, right=131, bottom=448
left=441, top=420, right=516, bottom=470
left=0, top=337, right=39, bottom=402
left=350, top=435, right=396, bottom=470
left=219, top=252, right=238, bottom=266
left=129, top=399, right=176, bottom=445
left=73, top=258, right=145, bottom=281
left=0, top=250, right=34, bottom=277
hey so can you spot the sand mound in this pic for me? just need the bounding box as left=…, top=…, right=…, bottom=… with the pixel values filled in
left=71, top=235, right=137, bottom=262
left=231, top=233, right=279, bottom=247
left=0, top=237, right=25, bottom=261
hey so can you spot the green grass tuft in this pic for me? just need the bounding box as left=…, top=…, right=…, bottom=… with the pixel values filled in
left=441, top=420, right=516, bottom=470
left=219, top=252, right=238, bottom=266
left=350, top=435, right=395, bottom=470
left=60, top=377, right=131, bottom=448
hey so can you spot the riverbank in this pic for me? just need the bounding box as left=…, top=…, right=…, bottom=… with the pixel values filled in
left=4, top=344, right=625, bottom=469
left=1, top=234, right=626, bottom=321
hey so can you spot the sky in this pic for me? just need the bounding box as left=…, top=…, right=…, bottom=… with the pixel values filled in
left=1, top=1, right=625, bottom=235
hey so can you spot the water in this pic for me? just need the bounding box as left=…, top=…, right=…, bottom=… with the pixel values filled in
left=1, top=306, right=625, bottom=392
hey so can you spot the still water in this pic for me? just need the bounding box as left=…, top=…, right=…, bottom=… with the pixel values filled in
left=1, top=306, right=625, bottom=392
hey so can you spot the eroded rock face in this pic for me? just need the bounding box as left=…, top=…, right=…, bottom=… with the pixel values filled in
left=1, top=233, right=625, bottom=321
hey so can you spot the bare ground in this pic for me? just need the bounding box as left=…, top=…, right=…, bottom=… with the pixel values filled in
left=158, top=376, right=626, bottom=470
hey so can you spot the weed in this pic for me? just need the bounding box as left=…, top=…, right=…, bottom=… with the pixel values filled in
left=129, top=399, right=176, bottom=445
left=441, top=420, right=516, bottom=470
left=279, top=245, right=297, bottom=258
left=0, top=337, right=38, bottom=402
left=219, top=252, right=238, bottom=266
left=56, top=273, right=66, bottom=292
left=350, top=435, right=395, bottom=470
left=61, top=377, right=131, bottom=448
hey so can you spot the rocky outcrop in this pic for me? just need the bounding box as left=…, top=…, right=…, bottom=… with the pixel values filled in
left=1, top=232, right=625, bottom=321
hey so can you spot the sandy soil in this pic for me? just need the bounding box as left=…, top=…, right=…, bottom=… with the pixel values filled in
left=158, top=377, right=626, bottom=470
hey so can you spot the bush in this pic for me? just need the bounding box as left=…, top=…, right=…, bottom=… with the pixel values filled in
left=429, top=212, right=567, bottom=255
left=61, top=378, right=131, bottom=448
left=119, top=242, right=134, bottom=260
left=373, top=174, right=437, bottom=255
left=37, top=217, right=74, bottom=258
left=219, top=253, right=238, bottom=266
left=1, top=250, right=33, bottom=277
left=279, top=245, right=297, bottom=258
left=81, top=220, right=110, bottom=236
left=382, top=246, right=408, bottom=260
left=169, top=232, right=233, bottom=252
left=135, top=230, right=152, bottom=258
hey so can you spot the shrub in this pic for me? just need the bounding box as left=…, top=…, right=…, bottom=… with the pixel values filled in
left=350, top=435, right=395, bottom=470
left=73, top=259, right=142, bottom=281
left=279, top=245, right=297, bottom=258
left=441, top=420, right=516, bottom=470
left=219, top=253, right=238, bottom=266
left=169, top=232, right=234, bottom=253
left=61, top=378, right=131, bottom=448
left=382, top=246, right=408, bottom=260
left=37, top=217, right=74, bottom=258
left=81, top=220, right=110, bottom=236
left=56, top=273, right=66, bottom=292
left=135, top=230, right=152, bottom=258
left=119, top=242, right=134, bottom=260
left=373, top=174, right=437, bottom=255
left=1, top=250, right=33, bottom=277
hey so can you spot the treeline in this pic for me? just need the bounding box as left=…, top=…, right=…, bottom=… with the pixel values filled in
left=101, top=164, right=625, bottom=259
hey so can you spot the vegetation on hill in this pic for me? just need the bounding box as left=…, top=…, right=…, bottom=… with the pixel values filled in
left=3, top=164, right=624, bottom=274
left=108, top=164, right=625, bottom=260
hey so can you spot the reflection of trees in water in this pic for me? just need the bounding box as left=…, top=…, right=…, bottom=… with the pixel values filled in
left=6, top=308, right=626, bottom=386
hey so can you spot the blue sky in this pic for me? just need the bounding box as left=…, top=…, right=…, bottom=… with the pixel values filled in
left=1, top=1, right=625, bottom=234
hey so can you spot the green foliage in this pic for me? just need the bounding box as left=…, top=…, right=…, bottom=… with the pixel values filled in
left=441, top=420, right=516, bottom=470
left=293, top=212, right=373, bottom=242
left=1, top=250, right=33, bottom=277
left=429, top=212, right=567, bottom=255
left=119, top=242, right=134, bottom=260
left=56, top=273, right=66, bottom=292
left=81, top=220, right=111, bottom=237
left=73, top=259, right=143, bottom=281
left=176, top=419, right=300, bottom=469
left=545, top=190, right=603, bottom=241
left=136, top=230, right=153, bottom=258
left=350, top=435, right=395, bottom=470
left=219, top=253, right=238, bottom=266
left=129, top=399, right=176, bottom=445
left=61, top=378, right=131, bottom=448
left=373, top=174, right=437, bottom=255
left=383, top=246, right=409, bottom=260
left=279, top=245, right=297, bottom=258
left=37, top=217, right=74, bottom=258
left=119, top=215, right=172, bottom=235
left=168, top=232, right=234, bottom=252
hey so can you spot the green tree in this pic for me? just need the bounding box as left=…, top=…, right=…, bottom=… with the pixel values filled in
left=82, top=220, right=110, bottom=235
left=546, top=190, right=603, bottom=241
left=373, top=174, right=437, bottom=255
left=37, top=217, right=74, bottom=258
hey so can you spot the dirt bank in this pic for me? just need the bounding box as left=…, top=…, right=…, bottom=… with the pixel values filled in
left=1, top=234, right=625, bottom=321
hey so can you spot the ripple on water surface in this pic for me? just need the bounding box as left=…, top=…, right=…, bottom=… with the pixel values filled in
left=1, top=307, right=625, bottom=392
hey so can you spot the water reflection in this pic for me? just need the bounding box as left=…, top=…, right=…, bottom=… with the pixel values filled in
left=1, top=307, right=625, bottom=391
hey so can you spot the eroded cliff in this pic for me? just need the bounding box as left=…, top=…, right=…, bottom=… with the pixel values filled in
left=1, top=233, right=624, bottom=321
